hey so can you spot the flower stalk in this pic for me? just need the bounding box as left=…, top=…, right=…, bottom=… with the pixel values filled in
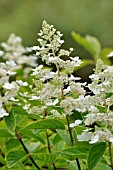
left=43, top=110, right=56, bottom=170
left=66, top=115, right=81, bottom=170
left=46, top=130, right=56, bottom=170
left=15, top=130, right=41, bottom=170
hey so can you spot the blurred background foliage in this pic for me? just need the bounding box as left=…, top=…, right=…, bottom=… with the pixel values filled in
left=0, top=0, right=113, bottom=81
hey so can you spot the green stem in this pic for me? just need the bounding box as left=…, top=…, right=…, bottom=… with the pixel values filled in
left=66, top=115, right=74, bottom=145
left=66, top=115, right=81, bottom=170
left=108, top=142, right=113, bottom=170
left=15, top=130, right=41, bottom=170
left=46, top=130, right=56, bottom=170
left=44, top=111, right=56, bottom=170
left=61, top=87, right=65, bottom=99
left=46, top=130, right=51, bottom=153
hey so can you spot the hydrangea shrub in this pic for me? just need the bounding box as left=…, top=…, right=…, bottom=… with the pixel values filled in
left=0, top=21, right=113, bottom=170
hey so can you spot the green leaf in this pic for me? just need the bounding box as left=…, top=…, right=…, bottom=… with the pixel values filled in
left=1, top=164, right=22, bottom=170
left=87, top=142, right=107, bottom=170
left=52, top=133, right=62, bottom=144
left=94, top=163, right=111, bottom=170
left=6, top=139, right=20, bottom=151
left=69, top=161, right=78, bottom=170
left=23, top=119, right=65, bottom=130
left=32, top=153, right=56, bottom=163
left=24, top=141, right=40, bottom=152
left=0, top=155, right=6, bottom=165
left=106, top=92, right=113, bottom=98
left=70, top=110, right=83, bottom=121
left=4, top=111, right=16, bottom=135
left=12, top=106, right=28, bottom=116
left=15, top=114, right=27, bottom=125
left=54, top=157, right=67, bottom=168
left=76, top=141, right=92, bottom=150
left=60, top=146, right=89, bottom=160
left=6, top=149, right=27, bottom=168
left=19, top=128, right=45, bottom=144
left=0, top=129, right=13, bottom=137
left=57, top=129, right=77, bottom=146
left=72, top=32, right=101, bottom=56
left=52, top=141, right=65, bottom=152
left=96, top=106, right=105, bottom=113
left=57, top=129, right=72, bottom=146
left=100, top=47, right=112, bottom=65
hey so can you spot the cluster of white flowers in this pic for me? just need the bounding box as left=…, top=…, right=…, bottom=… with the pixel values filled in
left=32, top=21, right=82, bottom=73
left=76, top=59, right=113, bottom=144
left=23, top=21, right=84, bottom=117
left=0, top=34, right=34, bottom=118
left=0, top=61, right=28, bottom=118
left=78, top=129, right=113, bottom=144
left=0, top=33, right=37, bottom=76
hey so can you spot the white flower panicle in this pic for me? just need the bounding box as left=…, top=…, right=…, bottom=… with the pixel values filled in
left=1, top=33, right=37, bottom=71
left=0, top=61, right=28, bottom=118
left=23, top=21, right=84, bottom=117
left=88, top=59, right=113, bottom=95
left=32, top=21, right=82, bottom=73
left=77, top=59, right=113, bottom=144
left=78, top=129, right=113, bottom=144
